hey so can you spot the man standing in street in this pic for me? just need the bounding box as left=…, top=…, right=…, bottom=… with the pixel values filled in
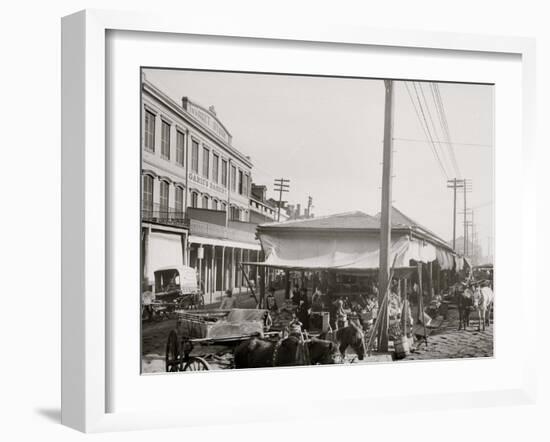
left=219, top=289, right=238, bottom=310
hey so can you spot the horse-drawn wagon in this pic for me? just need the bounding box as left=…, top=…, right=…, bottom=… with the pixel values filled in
left=165, top=308, right=276, bottom=372
left=142, top=266, right=204, bottom=321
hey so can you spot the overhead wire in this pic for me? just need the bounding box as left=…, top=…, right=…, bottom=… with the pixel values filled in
left=432, top=83, right=461, bottom=178
left=404, top=81, right=449, bottom=179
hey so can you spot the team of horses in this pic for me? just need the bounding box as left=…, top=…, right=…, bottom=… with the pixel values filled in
left=233, top=321, right=365, bottom=369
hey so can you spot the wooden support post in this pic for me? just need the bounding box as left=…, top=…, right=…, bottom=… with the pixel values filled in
left=259, top=250, right=266, bottom=308
left=417, top=262, right=428, bottom=346
left=240, top=263, right=258, bottom=305
left=401, top=278, right=409, bottom=337
left=285, top=269, right=291, bottom=299
left=259, top=266, right=266, bottom=309
left=428, top=261, right=433, bottom=301
left=221, top=247, right=225, bottom=292
left=377, top=79, right=394, bottom=353
left=231, top=248, right=235, bottom=291
left=210, top=247, right=215, bottom=304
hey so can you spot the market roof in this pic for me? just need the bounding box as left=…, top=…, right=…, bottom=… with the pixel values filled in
left=258, top=207, right=454, bottom=253
left=258, top=211, right=380, bottom=230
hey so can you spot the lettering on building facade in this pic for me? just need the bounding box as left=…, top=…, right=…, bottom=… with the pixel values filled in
left=187, top=103, right=231, bottom=144
left=188, top=172, right=228, bottom=198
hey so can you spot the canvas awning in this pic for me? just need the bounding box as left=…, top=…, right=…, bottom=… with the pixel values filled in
left=254, top=233, right=437, bottom=271
left=148, top=231, right=184, bottom=281
left=436, top=248, right=455, bottom=270
left=188, top=235, right=262, bottom=251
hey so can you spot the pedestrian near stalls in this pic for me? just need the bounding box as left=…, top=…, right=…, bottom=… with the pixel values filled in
left=266, top=287, right=278, bottom=312
left=291, top=284, right=301, bottom=305
left=296, top=287, right=311, bottom=330
left=311, top=287, right=324, bottom=312
left=219, top=289, right=238, bottom=310
left=334, top=297, right=348, bottom=329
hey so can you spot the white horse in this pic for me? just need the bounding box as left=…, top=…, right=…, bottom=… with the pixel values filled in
left=472, top=286, right=494, bottom=331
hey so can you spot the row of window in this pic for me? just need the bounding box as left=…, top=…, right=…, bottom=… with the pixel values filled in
left=144, top=109, right=251, bottom=197
left=142, top=174, right=249, bottom=221
left=251, top=200, right=276, bottom=216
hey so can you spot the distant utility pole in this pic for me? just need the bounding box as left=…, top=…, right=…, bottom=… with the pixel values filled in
left=462, top=179, right=472, bottom=255
left=378, top=79, right=394, bottom=353
left=464, top=220, right=473, bottom=256
left=459, top=207, right=473, bottom=256
left=471, top=211, right=475, bottom=260
left=273, top=178, right=290, bottom=222
left=447, top=178, right=464, bottom=250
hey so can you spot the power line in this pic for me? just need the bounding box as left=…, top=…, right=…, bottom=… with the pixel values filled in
left=412, top=82, right=450, bottom=178
left=418, top=83, right=447, bottom=166
left=432, top=84, right=461, bottom=178
left=393, top=137, right=492, bottom=148
left=404, top=82, right=449, bottom=179
left=471, top=200, right=493, bottom=209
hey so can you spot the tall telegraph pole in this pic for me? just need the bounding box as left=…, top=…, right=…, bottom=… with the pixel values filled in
left=273, top=178, right=290, bottom=222
left=378, top=79, right=394, bottom=353
left=447, top=178, right=464, bottom=250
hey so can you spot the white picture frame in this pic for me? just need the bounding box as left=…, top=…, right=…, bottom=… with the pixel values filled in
left=61, top=9, right=537, bottom=433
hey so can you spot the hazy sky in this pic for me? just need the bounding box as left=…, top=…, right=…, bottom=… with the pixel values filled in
left=144, top=68, right=494, bottom=255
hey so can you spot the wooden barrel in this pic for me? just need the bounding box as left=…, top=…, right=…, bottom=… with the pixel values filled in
left=394, top=336, right=410, bottom=359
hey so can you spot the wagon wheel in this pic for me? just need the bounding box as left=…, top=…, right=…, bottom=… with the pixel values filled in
left=165, top=330, right=182, bottom=372
left=183, top=356, right=210, bottom=371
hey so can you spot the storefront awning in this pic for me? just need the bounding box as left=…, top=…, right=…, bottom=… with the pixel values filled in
left=188, top=235, right=261, bottom=251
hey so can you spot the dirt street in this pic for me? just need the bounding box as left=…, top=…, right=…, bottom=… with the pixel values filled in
left=403, top=305, right=493, bottom=360
left=141, top=294, right=493, bottom=373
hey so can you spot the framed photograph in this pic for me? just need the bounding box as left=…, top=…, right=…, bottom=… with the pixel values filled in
left=61, top=9, right=536, bottom=433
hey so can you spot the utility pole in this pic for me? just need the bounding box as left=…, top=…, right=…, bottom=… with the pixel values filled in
left=378, top=79, right=394, bottom=353
left=462, top=179, right=472, bottom=255
left=273, top=178, right=290, bottom=222
left=471, top=210, right=475, bottom=261
left=464, top=220, right=473, bottom=256
left=447, top=178, right=464, bottom=250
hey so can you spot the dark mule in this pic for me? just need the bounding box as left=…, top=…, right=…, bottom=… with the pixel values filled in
left=454, top=284, right=474, bottom=331
left=334, top=321, right=366, bottom=360
left=233, top=335, right=340, bottom=369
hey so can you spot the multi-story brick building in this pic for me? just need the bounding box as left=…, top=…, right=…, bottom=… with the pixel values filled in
left=141, top=74, right=261, bottom=301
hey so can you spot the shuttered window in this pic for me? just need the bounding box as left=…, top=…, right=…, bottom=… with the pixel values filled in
left=161, top=121, right=170, bottom=160
left=144, top=111, right=155, bottom=152
left=176, top=131, right=185, bottom=166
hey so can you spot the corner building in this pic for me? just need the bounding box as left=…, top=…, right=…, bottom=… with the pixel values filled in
left=141, top=74, right=261, bottom=302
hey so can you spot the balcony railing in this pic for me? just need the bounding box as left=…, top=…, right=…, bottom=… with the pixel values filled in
left=142, top=205, right=258, bottom=244
left=142, top=205, right=189, bottom=228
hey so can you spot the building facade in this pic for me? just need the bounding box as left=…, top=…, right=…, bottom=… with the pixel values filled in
left=141, top=74, right=261, bottom=300
left=249, top=184, right=283, bottom=223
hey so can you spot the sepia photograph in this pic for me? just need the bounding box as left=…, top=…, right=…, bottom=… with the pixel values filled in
left=140, top=68, right=494, bottom=374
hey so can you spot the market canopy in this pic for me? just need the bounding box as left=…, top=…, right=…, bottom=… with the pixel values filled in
left=253, top=209, right=464, bottom=272
left=256, top=233, right=435, bottom=271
